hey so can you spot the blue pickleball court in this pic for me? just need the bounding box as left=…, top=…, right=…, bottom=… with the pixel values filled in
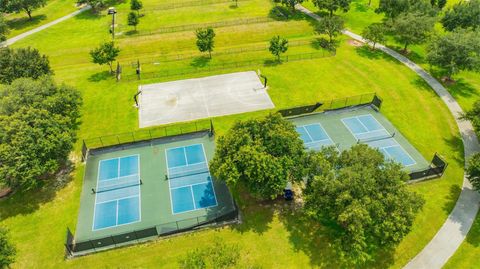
left=93, top=155, right=141, bottom=230
left=342, top=114, right=416, bottom=166
left=166, top=144, right=218, bottom=214
left=296, top=123, right=335, bottom=150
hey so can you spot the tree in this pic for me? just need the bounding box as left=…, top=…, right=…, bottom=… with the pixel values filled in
left=393, top=12, right=435, bottom=52
left=210, top=114, right=306, bottom=200
left=430, top=0, right=446, bottom=10
left=0, top=15, right=9, bottom=42
left=0, top=227, right=16, bottom=268
left=462, top=100, right=480, bottom=136
left=0, top=0, right=47, bottom=20
left=90, top=41, right=120, bottom=73
left=278, top=0, right=304, bottom=12
left=441, top=0, right=480, bottom=32
left=426, top=30, right=480, bottom=81
left=195, top=28, right=215, bottom=58
left=269, top=35, right=288, bottom=61
left=0, top=47, right=52, bottom=84
left=130, top=0, right=143, bottom=15
left=361, top=23, right=386, bottom=49
left=0, top=77, right=82, bottom=190
left=316, top=15, right=344, bottom=44
left=303, top=145, right=424, bottom=265
left=127, top=12, right=140, bottom=31
left=467, top=153, right=480, bottom=192
left=375, top=0, right=410, bottom=23
left=312, top=0, right=352, bottom=16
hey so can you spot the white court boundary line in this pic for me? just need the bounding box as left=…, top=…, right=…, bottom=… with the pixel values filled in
left=299, top=123, right=336, bottom=147
left=165, top=143, right=218, bottom=215
left=92, top=154, right=142, bottom=231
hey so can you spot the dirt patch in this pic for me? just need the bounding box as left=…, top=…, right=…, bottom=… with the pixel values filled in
left=441, top=76, right=456, bottom=85
left=348, top=39, right=364, bottom=47
left=0, top=187, right=12, bottom=199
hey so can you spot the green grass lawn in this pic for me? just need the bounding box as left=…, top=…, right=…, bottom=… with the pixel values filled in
left=0, top=0, right=472, bottom=267
left=3, top=0, right=79, bottom=38
left=302, top=0, right=480, bottom=112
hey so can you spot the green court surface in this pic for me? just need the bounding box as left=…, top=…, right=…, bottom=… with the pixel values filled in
left=289, top=105, right=430, bottom=172
left=75, top=132, right=236, bottom=244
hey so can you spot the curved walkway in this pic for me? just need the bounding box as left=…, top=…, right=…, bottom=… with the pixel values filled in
left=0, top=5, right=91, bottom=47
left=297, top=4, right=480, bottom=269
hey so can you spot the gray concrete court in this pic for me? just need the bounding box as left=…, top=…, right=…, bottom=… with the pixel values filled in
left=138, top=71, right=275, bottom=127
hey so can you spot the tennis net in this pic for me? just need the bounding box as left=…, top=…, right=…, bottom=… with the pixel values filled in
left=97, top=175, right=140, bottom=193
left=357, top=132, right=395, bottom=144
left=167, top=162, right=210, bottom=179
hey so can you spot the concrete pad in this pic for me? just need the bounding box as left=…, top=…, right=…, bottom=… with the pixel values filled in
left=138, top=71, right=275, bottom=127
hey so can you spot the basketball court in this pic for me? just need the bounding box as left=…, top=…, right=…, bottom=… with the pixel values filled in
left=138, top=71, right=275, bottom=127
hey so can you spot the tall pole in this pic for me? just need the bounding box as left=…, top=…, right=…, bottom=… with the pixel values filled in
left=111, top=12, right=115, bottom=40
left=108, top=7, right=117, bottom=40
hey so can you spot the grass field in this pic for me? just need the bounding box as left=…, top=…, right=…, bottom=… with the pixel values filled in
left=3, top=0, right=79, bottom=38
left=0, top=0, right=475, bottom=267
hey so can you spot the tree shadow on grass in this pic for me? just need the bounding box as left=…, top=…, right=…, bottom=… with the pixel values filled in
left=6, top=14, right=46, bottom=31
left=442, top=135, right=465, bottom=167
left=353, top=1, right=371, bottom=12
left=354, top=45, right=399, bottom=65
left=190, top=56, right=211, bottom=68
left=442, top=184, right=463, bottom=215
left=230, top=187, right=275, bottom=235
left=269, top=6, right=310, bottom=21
left=466, top=213, right=480, bottom=247
left=88, top=71, right=112, bottom=82
left=0, top=160, right=75, bottom=220
left=278, top=204, right=396, bottom=268
left=386, top=45, right=426, bottom=65
left=75, top=9, right=106, bottom=21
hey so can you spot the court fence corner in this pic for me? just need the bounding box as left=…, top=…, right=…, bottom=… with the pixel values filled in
left=409, top=153, right=448, bottom=182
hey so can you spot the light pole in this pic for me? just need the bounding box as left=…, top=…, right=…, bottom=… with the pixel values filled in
left=108, top=7, right=117, bottom=40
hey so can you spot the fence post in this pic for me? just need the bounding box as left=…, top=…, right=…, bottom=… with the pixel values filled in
left=99, top=137, right=104, bottom=147
left=132, top=132, right=135, bottom=142
left=117, top=135, right=120, bottom=144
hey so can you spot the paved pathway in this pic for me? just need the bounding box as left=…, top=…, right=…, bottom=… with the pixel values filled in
left=297, top=4, right=480, bottom=269
left=0, top=5, right=91, bottom=47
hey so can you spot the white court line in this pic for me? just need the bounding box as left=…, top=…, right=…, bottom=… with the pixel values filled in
left=166, top=143, right=218, bottom=215
left=382, top=139, right=417, bottom=167
left=170, top=180, right=212, bottom=190
left=92, top=154, right=141, bottom=231
left=341, top=116, right=387, bottom=138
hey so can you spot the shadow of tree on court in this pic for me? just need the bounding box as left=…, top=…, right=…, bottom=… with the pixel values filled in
left=88, top=71, right=112, bottom=82
left=190, top=56, right=211, bottom=68
left=6, top=14, right=46, bottom=31
left=442, top=184, right=463, bottom=215
left=278, top=203, right=396, bottom=268
left=0, top=160, right=75, bottom=221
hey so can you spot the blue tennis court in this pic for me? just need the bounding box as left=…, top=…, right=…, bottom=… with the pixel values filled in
left=296, top=123, right=335, bottom=150
left=93, top=155, right=141, bottom=230
left=166, top=144, right=218, bottom=214
left=342, top=114, right=416, bottom=166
